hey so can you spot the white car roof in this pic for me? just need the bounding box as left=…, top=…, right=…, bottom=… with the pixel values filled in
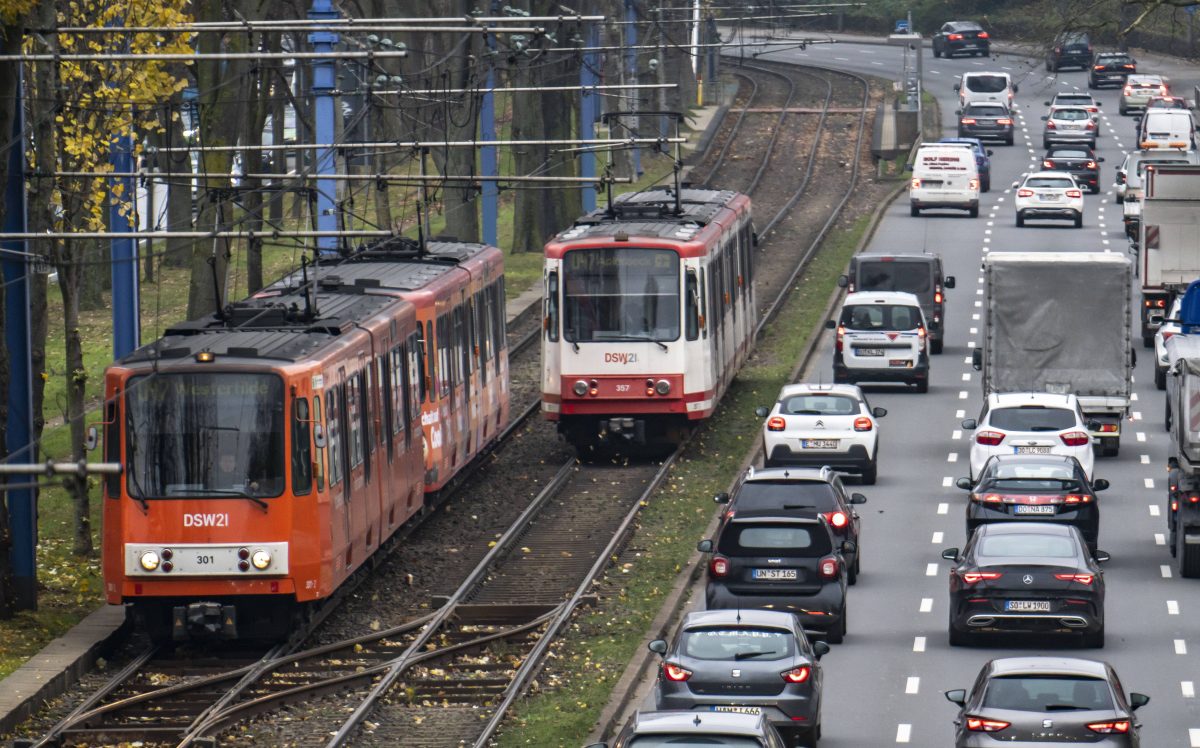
left=843, top=291, right=922, bottom=305
left=776, top=382, right=864, bottom=399
left=1128, top=74, right=1165, bottom=84
left=1023, top=171, right=1078, bottom=181
left=987, top=391, right=1079, bottom=407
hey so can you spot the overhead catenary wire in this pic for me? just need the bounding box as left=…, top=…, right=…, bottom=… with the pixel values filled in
left=45, top=15, right=606, bottom=33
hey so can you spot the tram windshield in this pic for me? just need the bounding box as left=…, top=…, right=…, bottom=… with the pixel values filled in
left=562, top=248, right=680, bottom=343
left=125, top=372, right=286, bottom=499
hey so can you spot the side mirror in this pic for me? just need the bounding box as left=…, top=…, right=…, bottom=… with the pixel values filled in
left=754, top=406, right=770, bottom=418
left=697, top=539, right=714, bottom=553
left=956, top=477, right=973, bottom=490
left=1094, top=550, right=1111, bottom=563
left=714, top=492, right=730, bottom=504
left=313, top=423, right=328, bottom=449
left=972, top=349, right=982, bottom=370
left=849, top=492, right=867, bottom=505
left=812, top=640, right=830, bottom=659
left=1011, top=181, right=1021, bottom=189
left=1129, top=692, right=1150, bottom=710
left=942, top=547, right=960, bottom=561
left=1041, top=115, right=1049, bottom=121
left=85, top=425, right=99, bottom=451
left=954, top=82, right=961, bottom=91
left=872, top=406, right=887, bottom=418
left=1012, top=84, right=1019, bottom=93
left=1097, top=156, right=1105, bottom=162
left=841, top=540, right=857, bottom=555
left=837, top=274, right=849, bottom=288
left=961, top=419, right=977, bottom=432
left=648, top=639, right=668, bottom=656
left=1043, top=100, right=1051, bottom=106
left=955, top=108, right=963, bottom=116
left=905, top=163, right=913, bottom=171
left=985, top=149, right=994, bottom=156
left=944, top=275, right=956, bottom=289
left=945, top=689, right=967, bottom=706
left=1092, top=478, right=1110, bottom=491
left=825, top=319, right=837, bottom=330
left=1086, top=419, right=1102, bottom=431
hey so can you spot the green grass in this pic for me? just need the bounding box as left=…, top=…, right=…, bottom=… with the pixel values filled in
left=494, top=213, right=875, bottom=746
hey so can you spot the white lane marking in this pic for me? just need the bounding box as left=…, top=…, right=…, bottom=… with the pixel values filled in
left=959, top=390, right=969, bottom=399
left=1099, top=222, right=1106, bottom=229
left=1190, top=728, right=1200, bottom=747
left=1145, top=478, right=1156, bottom=489
left=919, top=598, right=933, bottom=613
left=952, top=429, right=963, bottom=440
left=1102, top=238, right=1110, bottom=245
left=1169, top=599, right=1181, bottom=615
left=968, top=341, right=976, bottom=348
left=974, top=300, right=982, bottom=307
left=956, top=410, right=965, bottom=418
left=962, top=373, right=971, bottom=382
left=948, top=452, right=959, bottom=463
left=1141, top=454, right=1150, bottom=464
left=969, top=327, right=978, bottom=334
left=1177, top=639, right=1188, bottom=655
left=972, top=313, right=980, bottom=320
left=964, top=356, right=973, bottom=364
left=986, top=221, right=993, bottom=227
left=906, top=676, right=920, bottom=694
left=913, top=636, right=926, bottom=652
left=926, top=563, right=938, bottom=576
left=1137, top=432, right=1147, bottom=442
left=871, top=60, right=884, bottom=66
left=896, top=724, right=912, bottom=743
left=1132, top=392, right=1139, bottom=401
left=943, top=476, right=953, bottom=488
left=834, top=56, right=849, bottom=61
left=983, top=229, right=992, bottom=236
left=1163, top=564, right=1173, bottom=578
left=983, top=237, right=990, bottom=243
left=1134, top=411, right=1143, bottom=420
left=1184, top=681, right=1195, bottom=698
left=1156, top=533, right=1167, bottom=545
left=1150, top=504, right=1161, bottom=517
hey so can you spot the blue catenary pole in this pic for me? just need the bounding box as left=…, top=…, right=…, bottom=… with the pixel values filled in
left=309, top=0, right=341, bottom=257
left=579, top=21, right=600, bottom=212
left=110, top=131, right=139, bottom=358
left=625, top=0, right=642, bottom=176
left=2, top=57, right=36, bottom=610
left=481, top=11, right=498, bottom=247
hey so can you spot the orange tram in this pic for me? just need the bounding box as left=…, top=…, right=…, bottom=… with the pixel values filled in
left=102, top=238, right=508, bottom=640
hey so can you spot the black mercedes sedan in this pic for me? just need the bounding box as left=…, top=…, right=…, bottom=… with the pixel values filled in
left=943, top=522, right=1108, bottom=647
left=1042, top=146, right=1105, bottom=193
left=945, top=657, right=1149, bottom=747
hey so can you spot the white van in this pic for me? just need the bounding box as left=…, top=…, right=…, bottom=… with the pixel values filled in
left=1138, top=109, right=1197, bottom=150
left=955, top=72, right=1017, bottom=108
left=909, top=144, right=981, bottom=217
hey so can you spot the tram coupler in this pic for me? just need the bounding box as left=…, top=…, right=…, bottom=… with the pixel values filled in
left=173, top=602, right=237, bottom=640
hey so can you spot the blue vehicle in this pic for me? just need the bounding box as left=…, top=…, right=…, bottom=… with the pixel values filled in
left=939, top=137, right=994, bottom=192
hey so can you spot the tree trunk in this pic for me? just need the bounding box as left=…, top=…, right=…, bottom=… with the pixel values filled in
left=56, top=256, right=92, bottom=556
left=242, top=53, right=270, bottom=294
left=78, top=242, right=105, bottom=311
left=163, top=92, right=193, bottom=269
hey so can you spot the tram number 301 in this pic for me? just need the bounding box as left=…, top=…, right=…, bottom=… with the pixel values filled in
left=195, top=554, right=215, bottom=565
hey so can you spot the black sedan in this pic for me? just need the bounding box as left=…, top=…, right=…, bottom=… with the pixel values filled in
left=1042, top=146, right=1104, bottom=194
left=957, top=103, right=1014, bottom=145
left=945, top=657, right=1149, bottom=747
left=943, top=522, right=1108, bottom=647
left=1089, top=51, right=1137, bottom=88
left=932, top=21, right=990, bottom=58
left=958, top=454, right=1106, bottom=551
left=650, top=609, right=828, bottom=745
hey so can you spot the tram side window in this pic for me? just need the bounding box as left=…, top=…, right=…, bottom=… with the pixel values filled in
left=425, top=320, right=436, bottom=402
left=742, top=223, right=755, bottom=282
left=437, top=314, right=451, bottom=396
left=409, top=331, right=425, bottom=409
left=325, top=389, right=343, bottom=487
left=495, top=277, right=506, bottom=351
left=390, top=345, right=405, bottom=437
left=686, top=270, right=701, bottom=341
left=313, top=395, right=325, bottom=491
left=546, top=271, right=559, bottom=342
left=379, top=355, right=394, bottom=454
left=726, top=238, right=737, bottom=320
left=359, top=371, right=372, bottom=478
left=292, top=397, right=313, bottom=496
left=456, top=304, right=470, bottom=382
left=347, top=376, right=363, bottom=469
left=474, top=291, right=488, bottom=382
left=105, top=400, right=120, bottom=497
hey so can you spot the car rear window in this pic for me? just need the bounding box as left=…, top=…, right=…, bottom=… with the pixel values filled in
left=719, top=524, right=832, bottom=556
left=1132, top=81, right=1161, bottom=90
left=857, top=261, right=933, bottom=294
left=977, top=533, right=1077, bottom=558
left=1052, top=108, right=1090, bottom=121
left=628, top=738, right=761, bottom=748
left=1025, top=177, right=1075, bottom=189
left=1048, top=148, right=1091, bottom=158
left=987, top=406, right=1075, bottom=431
left=781, top=394, right=859, bottom=415
left=1098, top=54, right=1131, bottom=64
left=987, top=462, right=1081, bottom=491
left=841, top=304, right=922, bottom=331
left=982, top=676, right=1114, bottom=712
left=1055, top=96, right=1091, bottom=105
left=734, top=481, right=839, bottom=512
left=965, top=75, right=1008, bottom=93
left=681, top=627, right=796, bottom=661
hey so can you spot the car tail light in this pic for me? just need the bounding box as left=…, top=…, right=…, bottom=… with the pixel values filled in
left=948, top=33, right=963, bottom=40
left=1123, top=63, right=1135, bottom=69
left=977, top=31, right=989, bottom=39
left=1046, top=120, right=1057, bottom=129
left=997, top=117, right=1013, bottom=125
left=825, top=511, right=849, bottom=529
left=835, top=325, right=845, bottom=352
left=1094, top=65, right=1104, bottom=71
left=1017, top=188, right=1035, bottom=198
left=911, top=177, right=921, bottom=189
left=959, top=571, right=1003, bottom=584
left=1085, top=120, right=1096, bottom=130
left=1043, top=159, right=1054, bottom=169
left=1160, top=85, right=1169, bottom=95
left=710, top=555, right=730, bottom=578
left=1088, top=721, right=1130, bottom=734
left=1062, top=494, right=1094, bottom=504
left=1060, top=431, right=1090, bottom=446
left=663, top=663, right=692, bottom=682
left=1085, top=160, right=1097, bottom=169
left=960, top=117, right=977, bottom=125
left=1066, top=189, right=1082, bottom=198
left=975, top=430, right=1005, bottom=446
left=767, top=416, right=786, bottom=431
left=1095, top=423, right=1117, bottom=433
left=1055, top=573, right=1095, bottom=584
left=1123, top=85, right=1133, bottom=95
left=971, top=493, right=1004, bottom=504
left=1087, top=106, right=1098, bottom=113
left=819, top=556, right=839, bottom=579
left=934, top=290, right=943, bottom=304
left=1172, top=499, right=1180, bottom=511
left=918, top=325, right=927, bottom=343
left=781, top=665, right=811, bottom=683
left=854, top=417, right=873, bottom=432
left=967, top=717, right=1010, bottom=732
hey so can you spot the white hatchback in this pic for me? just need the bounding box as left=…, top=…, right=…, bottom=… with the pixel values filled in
left=963, top=392, right=1096, bottom=480
left=1013, top=171, right=1084, bottom=228
left=1155, top=296, right=1183, bottom=390
left=756, top=383, right=887, bottom=484
left=829, top=291, right=931, bottom=391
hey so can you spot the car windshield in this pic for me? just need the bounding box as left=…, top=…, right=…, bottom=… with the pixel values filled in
left=988, top=406, right=1075, bottom=431
left=719, top=524, right=832, bottom=557
left=1052, top=109, right=1090, bottom=121
left=734, top=481, right=839, bottom=512
left=628, top=738, right=763, bottom=748
left=681, top=627, right=796, bottom=661
left=841, top=304, right=922, bottom=331
left=1024, top=177, right=1075, bottom=189
left=966, top=106, right=1007, bottom=118
left=1048, top=149, right=1090, bottom=159
left=125, top=373, right=286, bottom=499
left=977, top=533, right=1078, bottom=558
left=983, top=676, right=1114, bottom=712
left=857, top=261, right=933, bottom=293
left=965, top=75, right=1008, bottom=93
left=562, top=248, right=680, bottom=343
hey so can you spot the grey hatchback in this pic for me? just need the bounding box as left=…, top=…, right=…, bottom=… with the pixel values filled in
left=650, top=609, right=828, bottom=746
left=594, top=710, right=790, bottom=748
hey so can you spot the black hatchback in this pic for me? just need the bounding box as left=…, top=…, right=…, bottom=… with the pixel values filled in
left=1043, top=145, right=1104, bottom=193
left=932, top=21, right=990, bottom=58
left=1047, top=31, right=1093, bottom=71
left=699, top=510, right=852, bottom=643
left=957, top=103, right=1015, bottom=145
left=1089, top=51, right=1137, bottom=88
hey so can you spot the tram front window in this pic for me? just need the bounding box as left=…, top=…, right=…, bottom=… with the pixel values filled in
left=562, top=248, right=680, bottom=343
left=125, top=372, right=286, bottom=499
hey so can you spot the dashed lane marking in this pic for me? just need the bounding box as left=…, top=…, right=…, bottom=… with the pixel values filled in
left=959, top=390, right=969, bottom=399
left=1184, top=681, right=1195, bottom=698
left=1177, top=639, right=1188, bottom=655
left=952, top=430, right=963, bottom=440
left=1163, top=565, right=1173, bottom=578
left=913, top=636, right=926, bottom=652
left=1137, top=432, right=1147, bottom=442
left=1141, top=454, right=1150, bottom=464
left=1156, top=533, right=1167, bottom=545
left=1169, top=599, right=1181, bottom=615
left=896, top=724, right=912, bottom=743
left=1150, top=504, right=1161, bottom=517
left=956, top=410, right=965, bottom=418
left=943, top=476, right=953, bottom=487
left=948, top=452, right=959, bottom=463
left=1146, top=478, right=1156, bottom=489
left=920, top=598, right=933, bottom=613
left=906, top=676, right=920, bottom=694
left=1189, top=728, right=1200, bottom=747
left=962, top=373, right=971, bottom=382
left=926, top=563, right=938, bottom=576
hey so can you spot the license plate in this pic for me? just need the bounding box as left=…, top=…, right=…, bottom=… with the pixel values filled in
left=712, top=706, right=761, bottom=715
left=753, top=568, right=798, bottom=580
left=1015, top=446, right=1052, bottom=454
left=856, top=348, right=884, bottom=356
left=1014, top=505, right=1056, bottom=515
left=1005, top=600, right=1051, bottom=612
left=1039, top=193, right=1060, bottom=201
left=802, top=439, right=839, bottom=449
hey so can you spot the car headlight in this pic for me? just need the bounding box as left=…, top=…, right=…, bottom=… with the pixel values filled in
left=251, top=549, right=272, bottom=570
left=140, top=550, right=160, bottom=571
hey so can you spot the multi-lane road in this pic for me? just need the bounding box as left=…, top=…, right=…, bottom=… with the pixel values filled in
left=626, top=37, right=1200, bottom=746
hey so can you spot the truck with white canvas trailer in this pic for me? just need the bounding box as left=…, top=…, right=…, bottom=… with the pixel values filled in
left=1138, top=163, right=1200, bottom=347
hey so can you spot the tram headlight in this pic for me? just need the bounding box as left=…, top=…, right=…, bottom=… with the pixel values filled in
left=655, top=379, right=671, bottom=396
left=251, top=549, right=272, bottom=570
left=139, top=550, right=160, bottom=571
left=572, top=379, right=589, bottom=396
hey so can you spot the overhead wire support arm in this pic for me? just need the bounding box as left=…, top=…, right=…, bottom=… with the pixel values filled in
left=45, top=15, right=603, bottom=33
left=365, top=83, right=676, bottom=96
left=0, top=461, right=122, bottom=476
left=0, top=50, right=413, bottom=62
left=47, top=171, right=633, bottom=183
left=149, top=137, right=686, bottom=154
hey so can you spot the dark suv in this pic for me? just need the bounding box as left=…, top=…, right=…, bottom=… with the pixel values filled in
left=956, top=103, right=1015, bottom=147
left=838, top=253, right=955, bottom=354
left=932, top=21, right=990, bottom=58
left=699, top=510, right=852, bottom=643
left=1089, top=51, right=1136, bottom=88
left=1047, top=31, right=1093, bottom=71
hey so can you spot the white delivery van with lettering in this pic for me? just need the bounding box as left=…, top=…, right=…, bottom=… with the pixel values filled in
left=909, top=144, right=981, bottom=217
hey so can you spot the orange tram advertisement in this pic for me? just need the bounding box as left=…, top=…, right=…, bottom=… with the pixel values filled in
left=102, top=238, right=508, bottom=640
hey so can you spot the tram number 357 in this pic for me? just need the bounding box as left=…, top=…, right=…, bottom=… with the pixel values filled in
left=615, top=384, right=630, bottom=392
